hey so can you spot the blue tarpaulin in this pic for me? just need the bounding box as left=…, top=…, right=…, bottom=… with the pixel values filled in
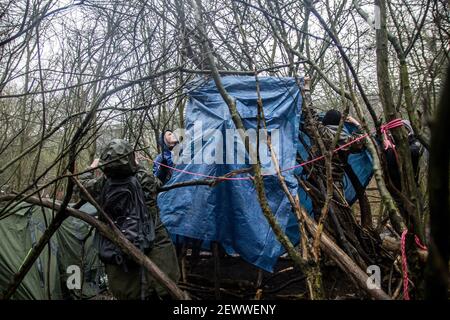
left=158, top=76, right=373, bottom=272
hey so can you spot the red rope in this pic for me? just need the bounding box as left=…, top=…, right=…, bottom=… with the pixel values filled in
left=147, top=119, right=404, bottom=181
left=380, top=118, right=403, bottom=165
left=381, top=118, right=404, bottom=132
left=415, top=235, right=427, bottom=251
left=401, top=230, right=411, bottom=300
left=401, top=229, right=428, bottom=300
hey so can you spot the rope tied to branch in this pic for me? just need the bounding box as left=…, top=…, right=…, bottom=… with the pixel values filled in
left=146, top=119, right=404, bottom=181
left=380, top=118, right=404, bottom=167
left=381, top=118, right=403, bottom=150
left=400, top=229, right=428, bottom=300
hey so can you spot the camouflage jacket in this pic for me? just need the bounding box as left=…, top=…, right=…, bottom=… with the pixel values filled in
left=318, top=124, right=365, bottom=154
left=305, top=123, right=366, bottom=186
left=78, top=165, right=161, bottom=211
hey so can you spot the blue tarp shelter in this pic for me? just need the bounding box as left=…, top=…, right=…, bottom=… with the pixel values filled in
left=158, top=76, right=373, bottom=272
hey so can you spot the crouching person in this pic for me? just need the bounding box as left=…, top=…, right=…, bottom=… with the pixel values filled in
left=79, top=139, right=180, bottom=300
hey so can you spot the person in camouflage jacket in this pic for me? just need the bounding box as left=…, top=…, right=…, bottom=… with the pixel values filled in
left=78, top=139, right=180, bottom=300
left=305, top=109, right=366, bottom=193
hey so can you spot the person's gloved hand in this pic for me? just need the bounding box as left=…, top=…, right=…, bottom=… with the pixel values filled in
left=156, top=157, right=171, bottom=184
left=345, top=115, right=362, bottom=128
left=90, top=158, right=100, bottom=168
left=90, top=158, right=102, bottom=177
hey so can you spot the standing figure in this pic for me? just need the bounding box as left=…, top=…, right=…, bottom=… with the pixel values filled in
left=153, top=130, right=179, bottom=185
left=80, top=139, right=180, bottom=300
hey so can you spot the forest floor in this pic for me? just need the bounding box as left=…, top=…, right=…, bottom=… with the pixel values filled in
left=178, top=253, right=362, bottom=300
left=92, top=253, right=363, bottom=300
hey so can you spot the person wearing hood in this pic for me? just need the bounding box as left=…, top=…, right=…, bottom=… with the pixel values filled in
left=152, top=130, right=206, bottom=260
left=153, top=129, right=179, bottom=185
left=79, top=139, right=180, bottom=300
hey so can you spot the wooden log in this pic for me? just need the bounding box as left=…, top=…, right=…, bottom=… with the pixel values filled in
left=301, top=209, right=391, bottom=300
left=381, top=235, right=401, bottom=252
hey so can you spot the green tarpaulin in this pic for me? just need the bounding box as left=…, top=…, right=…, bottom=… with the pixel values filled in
left=0, top=202, right=104, bottom=300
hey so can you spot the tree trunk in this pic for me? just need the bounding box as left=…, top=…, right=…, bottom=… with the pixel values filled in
left=425, top=65, right=450, bottom=300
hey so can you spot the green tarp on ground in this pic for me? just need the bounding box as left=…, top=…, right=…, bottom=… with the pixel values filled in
left=0, top=201, right=104, bottom=300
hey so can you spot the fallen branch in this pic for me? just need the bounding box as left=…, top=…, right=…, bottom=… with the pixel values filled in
left=157, top=168, right=252, bottom=192
left=300, top=208, right=391, bottom=300
left=158, top=179, right=214, bottom=192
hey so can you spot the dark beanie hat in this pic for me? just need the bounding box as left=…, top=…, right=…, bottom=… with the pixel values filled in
left=158, top=129, right=173, bottom=149
left=322, top=109, right=342, bottom=126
